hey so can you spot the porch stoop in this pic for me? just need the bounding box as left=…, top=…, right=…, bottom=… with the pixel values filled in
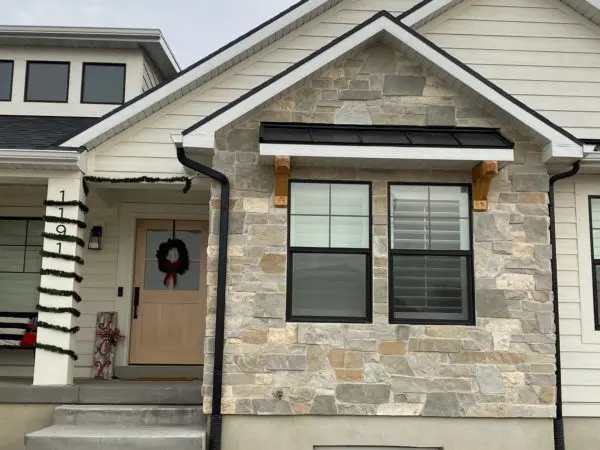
left=25, top=405, right=206, bottom=450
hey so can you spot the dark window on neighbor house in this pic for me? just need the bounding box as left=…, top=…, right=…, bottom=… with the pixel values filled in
left=589, top=197, right=600, bottom=329
left=81, top=63, right=126, bottom=104
left=25, top=61, right=70, bottom=102
left=0, top=218, right=43, bottom=312
left=389, top=183, right=474, bottom=325
left=0, top=61, right=13, bottom=101
left=287, top=181, right=372, bottom=323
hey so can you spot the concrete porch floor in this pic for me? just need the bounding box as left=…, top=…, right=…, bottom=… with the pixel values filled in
left=0, top=378, right=203, bottom=405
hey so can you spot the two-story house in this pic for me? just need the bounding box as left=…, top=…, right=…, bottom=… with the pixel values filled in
left=1, top=1, right=600, bottom=450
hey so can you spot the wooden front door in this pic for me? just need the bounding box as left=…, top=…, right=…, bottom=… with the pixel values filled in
left=129, top=219, right=208, bottom=365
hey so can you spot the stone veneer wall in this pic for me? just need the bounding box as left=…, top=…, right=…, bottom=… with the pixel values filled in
left=202, top=42, right=555, bottom=417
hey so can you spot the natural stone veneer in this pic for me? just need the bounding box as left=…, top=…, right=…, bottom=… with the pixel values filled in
left=202, top=42, right=555, bottom=418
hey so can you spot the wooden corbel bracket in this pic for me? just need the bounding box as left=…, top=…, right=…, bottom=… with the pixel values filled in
left=274, top=156, right=291, bottom=208
left=472, top=160, right=499, bottom=212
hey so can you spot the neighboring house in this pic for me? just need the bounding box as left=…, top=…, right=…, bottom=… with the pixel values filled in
left=0, top=1, right=600, bottom=450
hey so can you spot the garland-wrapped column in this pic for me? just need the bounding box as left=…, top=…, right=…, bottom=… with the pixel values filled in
left=33, top=176, right=86, bottom=386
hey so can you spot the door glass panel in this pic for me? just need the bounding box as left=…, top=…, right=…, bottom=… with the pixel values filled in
left=176, top=230, right=202, bottom=259
left=146, top=230, right=172, bottom=258
left=144, top=261, right=200, bottom=291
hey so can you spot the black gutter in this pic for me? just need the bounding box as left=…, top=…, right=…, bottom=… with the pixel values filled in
left=176, top=145, right=229, bottom=450
left=549, top=161, right=581, bottom=450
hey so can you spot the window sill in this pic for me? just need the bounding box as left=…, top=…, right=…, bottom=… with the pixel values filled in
left=389, top=317, right=476, bottom=326
left=287, top=315, right=372, bottom=324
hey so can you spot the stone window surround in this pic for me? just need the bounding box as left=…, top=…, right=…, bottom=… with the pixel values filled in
left=286, top=179, right=373, bottom=324
left=388, top=182, right=475, bottom=327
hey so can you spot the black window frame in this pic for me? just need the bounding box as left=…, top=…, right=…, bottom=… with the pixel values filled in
left=24, top=61, right=70, bottom=103
left=80, top=62, right=127, bottom=105
left=0, top=60, right=14, bottom=102
left=588, top=196, right=600, bottom=330
left=387, top=182, right=475, bottom=326
left=286, top=179, right=373, bottom=324
left=0, top=217, right=43, bottom=274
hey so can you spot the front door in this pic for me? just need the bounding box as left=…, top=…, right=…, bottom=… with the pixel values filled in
left=129, top=219, right=208, bottom=365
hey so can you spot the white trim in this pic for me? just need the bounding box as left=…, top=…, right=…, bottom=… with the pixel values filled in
left=114, top=203, right=209, bottom=368
left=401, top=0, right=456, bottom=27
left=61, top=0, right=330, bottom=149
left=260, top=142, right=514, bottom=162
left=187, top=15, right=580, bottom=161
left=0, top=148, right=86, bottom=172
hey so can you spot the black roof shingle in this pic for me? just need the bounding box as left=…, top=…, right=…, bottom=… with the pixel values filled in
left=0, top=115, right=98, bottom=149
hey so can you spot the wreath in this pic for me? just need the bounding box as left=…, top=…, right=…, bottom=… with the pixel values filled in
left=156, top=239, right=190, bottom=287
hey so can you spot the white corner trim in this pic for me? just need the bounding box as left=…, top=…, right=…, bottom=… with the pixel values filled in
left=401, top=0, right=455, bottom=27
left=181, top=133, right=215, bottom=152
left=189, top=15, right=578, bottom=158
left=0, top=148, right=86, bottom=172
left=260, top=142, right=514, bottom=162
left=61, top=0, right=330, bottom=149
left=542, top=142, right=584, bottom=163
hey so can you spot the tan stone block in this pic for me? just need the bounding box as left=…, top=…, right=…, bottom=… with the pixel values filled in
left=286, top=326, right=298, bottom=344
left=335, top=369, right=364, bottom=382
left=241, top=330, right=268, bottom=344
left=255, top=374, right=273, bottom=385
left=487, top=351, right=526, bottom=364
left=502, top=371, right=526, bottom=387
left=267, top=329, right=287, bottom=345
left=519, top=192, right=546, bottom=204
left=378, top=341, right=407, bottom=355
left=497, top=273, right=535, bottom=290
left=243, top=198, right=269, bottom=213
left=221, top=398, right=236, bottom=414
left=345, top=352, right=364, bottom=369
left=426, top=326, right=469, bottom=339
left=328, top=348, right=345, bottom=368
left=259, top=253, right=286, bottom=274
left=537, top=386, right=555, bottom=404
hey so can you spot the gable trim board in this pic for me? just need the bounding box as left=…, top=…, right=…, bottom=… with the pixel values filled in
left=180, top=11, right=582, bottom=163
left=0, top=148, right=85, bottom=172
left=59, top=0, right=342, bottom=149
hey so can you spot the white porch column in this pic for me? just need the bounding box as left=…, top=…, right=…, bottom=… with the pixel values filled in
left=33, top=175, right=86, bottom=386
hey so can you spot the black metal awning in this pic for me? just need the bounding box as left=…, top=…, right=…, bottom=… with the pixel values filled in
left=259, top=123, right=514, bottom=149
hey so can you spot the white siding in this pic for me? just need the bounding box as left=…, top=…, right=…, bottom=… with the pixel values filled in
left=142, top=57, right=162, bottom=92
left=89, top=0, right=421, bottom=166
left=557, top=176, right=600, bottom=417
left=423, top=0, right=600, bottom=140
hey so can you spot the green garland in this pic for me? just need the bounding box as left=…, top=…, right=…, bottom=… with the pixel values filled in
left=82, top=175, right=192, bottom=195
left=40, top=268, right=83, bottom=283
left=37, top=287, right=82, bottom=303
left=43, top=215, right=87, bottom=229
left=35, top=343, right=78, bottom=360
left=40, top=250, right=84, bottom=265
left=43, top=200, right=89, bottom=213
left=37, top=321, right=80, bottom=334
left=42, top=232, right=86, bottom=247
left=36, top=304, right=80, bottom=317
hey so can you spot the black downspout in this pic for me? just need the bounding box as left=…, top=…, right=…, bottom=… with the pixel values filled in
left=549, top=161, right=580, bottom=450
left=176, top=145, right=229, bottom=450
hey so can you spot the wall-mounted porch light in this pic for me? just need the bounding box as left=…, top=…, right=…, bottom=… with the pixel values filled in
left=88, top=226, right=103, bottom=250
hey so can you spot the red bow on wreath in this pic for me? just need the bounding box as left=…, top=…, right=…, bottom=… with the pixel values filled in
left=162, top=260, right=181, bottom=287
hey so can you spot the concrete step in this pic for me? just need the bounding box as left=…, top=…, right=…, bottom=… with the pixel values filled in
left=53, top=405, right=206, bottom=426
left=25, top=425, right=206, bottom=450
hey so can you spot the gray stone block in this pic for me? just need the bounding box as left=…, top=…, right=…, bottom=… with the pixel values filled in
left=335, top=383, right=391, bottom=404
left=265, top=355, right=307, bottom=371
left=421, top=393, right=461, bottom=417
left=339, top=90, right=382, bottom=101
left=476, top=365, right=505, bottom=394
left=476, top=290, right=510, bottom=318
left=382, top=75, right=426, bottom=96
left=358, top=46, right=397, bottom=74
left=511, top=174, right=549, bottom=192
left=310, top=395, right=337, bottom=414
left=334, top=102, right=372, bottom=125
left=426, top=106, right=456, bottom=126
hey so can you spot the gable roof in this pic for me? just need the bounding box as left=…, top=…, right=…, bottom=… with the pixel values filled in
left=0, top=116, right=98, bottom=149
left=181, top=11, right=580, bottom=161
left=60, top=0, right=347, bottom=149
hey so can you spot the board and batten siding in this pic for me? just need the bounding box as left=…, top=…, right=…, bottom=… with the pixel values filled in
left=555, top=176, right=600, bottom=417
left=89, top=0, right=421, bottom=172
left=422, top=0, right=600, bottom=140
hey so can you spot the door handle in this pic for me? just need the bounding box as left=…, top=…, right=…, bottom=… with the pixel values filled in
left=133, top=287, right=140, bottom=319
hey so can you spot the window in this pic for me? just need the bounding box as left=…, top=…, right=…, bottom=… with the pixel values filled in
left=0, top=218, right=43, bottom=312
left=589, top=197, right=600, bottom=329
left=25, top=61, right=70, bottom=102
left=287, top=181, right=372, bottom=322
left=0, top=61, right=13, bottom=101
left=389, top=184, right=473, bottom=325
left=81, top=63, right=126, bottom=104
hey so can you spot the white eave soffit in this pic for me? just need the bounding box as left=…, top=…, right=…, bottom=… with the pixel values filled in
left=0, top=148, right=86, bottom=172
left=181, top=12, right=582, bottom=163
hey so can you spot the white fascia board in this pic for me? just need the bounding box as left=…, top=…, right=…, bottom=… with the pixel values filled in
left=0, top=149, right=85, bottom=172
left=260, top=142, right=514, bottom=162
left=190, top=15, right=579, bottom=160
left=61, top=0, right=329, bottom=149
left=181, top=133, right=215, bottom=153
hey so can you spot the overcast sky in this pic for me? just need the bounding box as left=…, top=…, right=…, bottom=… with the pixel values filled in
left=0, top=0, right=299, bottom=68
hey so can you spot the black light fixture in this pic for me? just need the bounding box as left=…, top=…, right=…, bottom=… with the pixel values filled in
left=88, top=226, right=103, bottom=250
